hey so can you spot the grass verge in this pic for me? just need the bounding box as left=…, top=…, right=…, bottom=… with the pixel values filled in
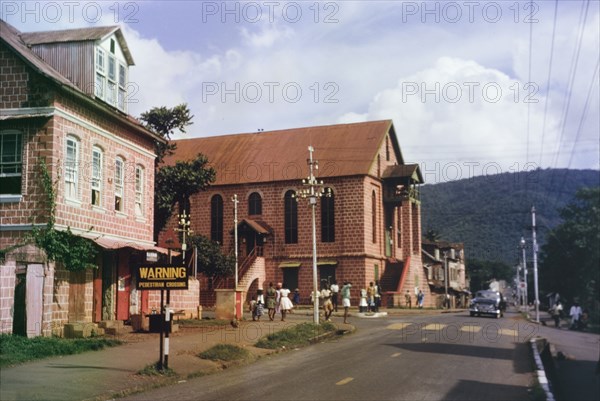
left=198, top=344, right=251, bottom=362
left=0, top=334, right=121, bottom=368
left=255, top=322, right=336, bottom=349
left=177, top=319, right=230, bottom=328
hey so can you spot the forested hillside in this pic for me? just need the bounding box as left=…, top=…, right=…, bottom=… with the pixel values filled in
left=420, top=169, right=599, bottom=266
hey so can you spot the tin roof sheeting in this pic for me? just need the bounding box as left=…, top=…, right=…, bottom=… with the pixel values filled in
left=167, top=120, right=395, bottom=185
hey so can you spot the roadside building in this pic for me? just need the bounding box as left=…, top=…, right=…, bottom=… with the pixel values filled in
left=158, top=120, right=433, bottom=307
left=422, top=240, right=470, bottom=308
left=0, top=20, right=176, bottom=337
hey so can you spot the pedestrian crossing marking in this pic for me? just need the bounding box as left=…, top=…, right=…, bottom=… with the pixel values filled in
left=391, top=352, right=402, bottom=357
left=423, top=324, right=447, bottom=331
left=499, top=329, right=518, bottom=338
left=386, top=323, right=412, bottom=330
left=461, top=325, right=482, bottom=333
left=336, top=377, right=354, bottom=385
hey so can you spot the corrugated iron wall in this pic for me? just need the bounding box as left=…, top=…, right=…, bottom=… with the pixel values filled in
left=29, top=42, right=94, bottom=96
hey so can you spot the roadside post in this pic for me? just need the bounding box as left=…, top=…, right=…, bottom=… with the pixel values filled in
left=136, top=265, right=189, bottom=371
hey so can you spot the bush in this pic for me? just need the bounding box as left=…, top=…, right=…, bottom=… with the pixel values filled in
left=198, top=344, right=251, bottom=361
left=255, top=322, right=336, bottom=349
left=0, top=334, right=121, bottom=367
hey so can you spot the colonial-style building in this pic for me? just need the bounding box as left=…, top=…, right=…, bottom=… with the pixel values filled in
left=159, top=120, right=433, bottom=307
left=0, top=20, right=177, bottom=337
left=422, top=240, right=470, bottom=308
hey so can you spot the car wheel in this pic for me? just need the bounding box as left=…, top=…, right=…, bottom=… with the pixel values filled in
left=470, top=312, right=475, bottom=317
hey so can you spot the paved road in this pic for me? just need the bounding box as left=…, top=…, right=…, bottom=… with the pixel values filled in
left=125, top=310, right=536, bottom=401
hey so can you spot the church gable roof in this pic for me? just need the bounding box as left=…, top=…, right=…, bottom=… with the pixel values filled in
left=167, top=120, right=400, bottom=185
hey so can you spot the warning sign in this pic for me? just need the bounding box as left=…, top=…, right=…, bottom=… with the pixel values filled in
left=136, top=266, right=188, bottom=290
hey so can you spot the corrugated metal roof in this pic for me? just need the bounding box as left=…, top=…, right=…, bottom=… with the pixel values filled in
left=0, top=20, right=160, bottom=142
left=167, top=120, right=394, bottom=185
left=20, top=26, right=118, bottom=44
left=382, top=164, right=423, bottom=183
left=20, top=25, right=134, bottom=65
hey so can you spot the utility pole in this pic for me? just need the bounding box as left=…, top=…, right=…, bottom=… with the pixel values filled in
left=532, top=206, right=540, bottom=323
left=232, top=195, right=239, bottom=288
left=520, top=237, right=528, bottom=312
left=168, top=212, right=191, bottom=370
left=232, top=194, right=239, bottom=320
left=443, top=250, right=449, bottom=308
left=296, top=146, right=330, bottom=325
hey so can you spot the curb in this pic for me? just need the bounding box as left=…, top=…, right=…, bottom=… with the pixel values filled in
left=530, top=337, right=556, bottom=401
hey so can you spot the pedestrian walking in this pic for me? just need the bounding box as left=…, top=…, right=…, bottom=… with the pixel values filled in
left=255, top=288, right=264, bottom=321
left=569, top=302, right=582, bottom=330
left=551, top=301, right=563, bottom=328
left=275, top=282, right=282, bottom=315
left=248, top=296, right=257, bottom=321
left=266, top=282, right=277, bottom=321
left=359, top=288, right=368, bottom=312
left=341, top=282, right=352, bottom=324
left=279, top=284, right=294, bottom=321
left=417, top=290, right=424, bottom=309
left=367, top=282, right=376, bottom=312
left=405, top=290, right=412, bottom=309
left=374, top=280, right=382, bottom=312
left=330, top=280, right=340, bottom=312
left=292, top=288, right=300, bottom=307
left=320, top=284, right=333, bottom=321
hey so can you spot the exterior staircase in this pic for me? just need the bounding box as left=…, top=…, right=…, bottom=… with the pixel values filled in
left=199, top=247, right=266, bottom=307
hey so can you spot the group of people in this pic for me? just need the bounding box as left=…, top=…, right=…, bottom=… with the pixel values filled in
left=358, top=281, right=383, bottom=313
left=248, top=282, right=294, bottom=322
left=404, top=289, right=425, bottom=309
left=543, top=299, right=589, bottom=331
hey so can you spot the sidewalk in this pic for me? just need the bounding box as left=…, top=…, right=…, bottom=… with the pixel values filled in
left=529, top=310, right=600, bottom=401
left=0, top=312, right=355, bottom=401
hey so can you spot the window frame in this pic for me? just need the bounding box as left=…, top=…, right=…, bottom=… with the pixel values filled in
left=0, top=130, right=23, bottom=198
left=321, top=188, right=335, bottom=243
left=210, top=194, right=224, bottom=244
left=372, top=190, right=377, bottom=243
left=134, top=165, right=144, bottom=217
left=248, top=192, right=262, bottom=215
left=64, top=135, right=80, bottom=200
left=114, top=156, right=125, bottom=212
left=91, top=146, right=103, bottom=207
left=284, top=190, right=298, bottom=244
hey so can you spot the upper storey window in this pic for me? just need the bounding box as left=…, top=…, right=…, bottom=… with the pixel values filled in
left=0, top=130, right=23, bottom=197
left=95, top=40, right=128, bottom=112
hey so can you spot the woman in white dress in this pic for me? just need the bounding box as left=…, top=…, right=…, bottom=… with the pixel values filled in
left=279, top=285, right=294, bottom=321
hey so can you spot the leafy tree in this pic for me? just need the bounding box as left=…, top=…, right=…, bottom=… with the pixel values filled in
left=139, top=103, right=193, bottom=165
left=540, top=187, right=600, bottom=309
left=154, top=154, right=216, bottom=238
left=139, top=104, right=216, bottom=239
left=189, top=235, right=234, bottom=279
left=467, top=258, right=514, bottom=292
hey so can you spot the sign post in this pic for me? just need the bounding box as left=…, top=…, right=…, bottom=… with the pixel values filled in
left=136, top=265, right=188, bottom=371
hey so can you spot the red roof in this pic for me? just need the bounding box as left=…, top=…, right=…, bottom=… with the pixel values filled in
left=166, top=120, right=399, bottom=185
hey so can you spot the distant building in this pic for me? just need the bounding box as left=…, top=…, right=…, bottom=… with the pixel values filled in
left=422, top=240, right=470, bottom=308
left=0, top=20, right=170, bottom=337
left=159, top=120, right=433, bottom=307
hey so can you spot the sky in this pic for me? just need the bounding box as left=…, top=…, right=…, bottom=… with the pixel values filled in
left=2, top=0, right=599, bottom=184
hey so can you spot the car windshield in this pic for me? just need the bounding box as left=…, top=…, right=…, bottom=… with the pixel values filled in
left=476, top=291, right=498, bottom=299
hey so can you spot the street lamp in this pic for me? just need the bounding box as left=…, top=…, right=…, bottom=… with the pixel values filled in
left=443, top=250, right=449, bottom=309
left=520, top=237, right=528, bottom=311
left=232, top=194, right=239, bottom=289
left=295, top=146, right=331, bottom=325
left=175, top=211, right=193, bottom=261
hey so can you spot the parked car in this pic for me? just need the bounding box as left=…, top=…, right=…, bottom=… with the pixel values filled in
left=469, top=290, right=505, bottom=318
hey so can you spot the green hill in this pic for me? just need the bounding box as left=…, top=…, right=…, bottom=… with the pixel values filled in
left=420, top=169, right=600, bottom=266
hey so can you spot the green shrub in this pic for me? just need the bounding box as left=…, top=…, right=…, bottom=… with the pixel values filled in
left=255, top=322, right=336, bottom=349
left=198, top=344, right=251, bottom=361
left=0, top=334, right=121, bottom=367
